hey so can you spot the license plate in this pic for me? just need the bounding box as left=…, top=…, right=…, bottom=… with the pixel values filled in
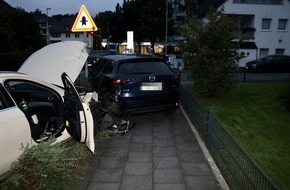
left=140, top=82, right=162, bottom=91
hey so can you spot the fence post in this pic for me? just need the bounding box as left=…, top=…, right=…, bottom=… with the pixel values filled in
left=205, top=107, right=213, bottom=149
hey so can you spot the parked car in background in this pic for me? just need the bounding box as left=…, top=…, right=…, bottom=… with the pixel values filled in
left=87, top=55, right=98, bottom=73
left=245, top=55, right=290, bottom=72
left=0, top=41, right=96, bottom=178
left=90, top=54, right=180, bottom=116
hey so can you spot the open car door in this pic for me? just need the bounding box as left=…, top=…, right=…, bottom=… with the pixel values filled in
left=61, top=72, right=95, bottom=153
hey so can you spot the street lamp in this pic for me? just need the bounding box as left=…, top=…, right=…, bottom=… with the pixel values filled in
left=46, top=8, right=51, bottom=45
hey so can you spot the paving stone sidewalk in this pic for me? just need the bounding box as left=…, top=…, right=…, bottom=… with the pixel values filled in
left=71, top=109, right=221, bottom=190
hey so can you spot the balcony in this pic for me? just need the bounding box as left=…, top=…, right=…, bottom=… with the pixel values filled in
left=234, top=27, right=256, bottom=40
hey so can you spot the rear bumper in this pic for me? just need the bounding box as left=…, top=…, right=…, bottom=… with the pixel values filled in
left=112, top=92, right=179, bottom=115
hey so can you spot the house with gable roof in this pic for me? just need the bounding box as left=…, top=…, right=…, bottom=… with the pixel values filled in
left=196, top=0, right=290, bottom=67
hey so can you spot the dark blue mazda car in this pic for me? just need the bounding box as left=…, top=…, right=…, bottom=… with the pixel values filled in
left=90, top=54, right=179, bottom=116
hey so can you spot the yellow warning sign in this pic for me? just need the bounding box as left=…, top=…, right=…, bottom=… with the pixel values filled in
left=71, top=5, right=97, bottom=32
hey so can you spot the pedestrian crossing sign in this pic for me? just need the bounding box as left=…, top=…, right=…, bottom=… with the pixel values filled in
left=71, top=5, right=97, bottom=32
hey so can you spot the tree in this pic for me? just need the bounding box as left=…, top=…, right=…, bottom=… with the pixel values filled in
left=179, top=10, right=240, bottom=97
left=0, top=16, right=16, bottom=51
left=184, top=0, right=204, bottom=17
left=93, top=0, right=173, bottom=50
left=94, top=11, right=115, bottom=39
left=0, top=8, right=45, bottom=52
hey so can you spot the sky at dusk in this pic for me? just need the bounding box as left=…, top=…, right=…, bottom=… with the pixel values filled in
left=5, top=0, right=123, bottom=16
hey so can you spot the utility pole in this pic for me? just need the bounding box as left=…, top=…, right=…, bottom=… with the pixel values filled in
left=165, top=1, right=168, bottom=55
left=46, top=8, right=51, bottom=45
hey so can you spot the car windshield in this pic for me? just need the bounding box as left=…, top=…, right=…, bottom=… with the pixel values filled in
left=260, top=55, right=275, bottom=62
left=117, top=61, right=172, bottom=74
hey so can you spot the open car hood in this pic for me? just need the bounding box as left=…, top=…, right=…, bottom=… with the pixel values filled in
left=18, top=41, right=88, bottom=87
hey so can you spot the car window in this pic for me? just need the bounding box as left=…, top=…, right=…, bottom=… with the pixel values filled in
left=102, top=61, right=113, bottom=74
left=272, top=56, right=281, bottom=61
left=92, top=59, right=113, bottom=74
left=0, top=84, right=15, bottom=110
left=93, top=59, right=106, bottom=73
left=262, top=56, right=273, bottom=62
left=4, top=80, right=60, bottom=105
left=282, top=56, right=290, bottom=61
left=118, top=61, right=172, bottom=74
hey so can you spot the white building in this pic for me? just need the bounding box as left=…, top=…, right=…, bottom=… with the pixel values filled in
left=49, top=16, right=94, bottom=49
left=197, top=0, right=290, bottom=67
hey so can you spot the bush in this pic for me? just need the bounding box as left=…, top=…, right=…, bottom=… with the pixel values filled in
left=179, top=9, right=240, bottom=97
left=0, top=138, right=90, bottom=190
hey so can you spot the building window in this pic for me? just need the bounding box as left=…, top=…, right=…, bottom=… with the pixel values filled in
left=261, top=19, right=271, bottom=30
left=259, top=48, right=269, bottom=58
left=75, top=34, right=80, bottom=38
left=275, top=49, right=284, bottom=55
left=65, top=33, right=71, bottom=38
left=51, top=33, right=60, bottom=38
left=233, top=0, right=283, bottom=5
left=277, top=19, right=287, bottom=31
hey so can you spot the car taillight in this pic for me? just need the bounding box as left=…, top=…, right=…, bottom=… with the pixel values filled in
left=112, top=78, right=130, bottom=85
left=172, top=74, right=179, bottom=81
left=175, top=102, right=179, bottom=108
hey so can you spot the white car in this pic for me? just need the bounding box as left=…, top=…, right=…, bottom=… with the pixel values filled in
left=0, top=41, right=96, bottom=178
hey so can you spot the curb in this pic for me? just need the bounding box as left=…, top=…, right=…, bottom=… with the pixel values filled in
left=180, top=106, right=230, bottom=190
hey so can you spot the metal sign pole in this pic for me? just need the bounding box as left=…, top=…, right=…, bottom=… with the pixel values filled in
left=71, top=5, right=98, bottom=79
left=84, top=31, right=88, bottom=79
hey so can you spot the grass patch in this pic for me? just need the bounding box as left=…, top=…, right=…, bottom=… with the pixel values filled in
left=184, top=82, right=290, bottom=190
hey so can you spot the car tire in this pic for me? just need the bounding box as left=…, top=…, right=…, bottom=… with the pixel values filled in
left=101, top=92, right=122, bottom=116
left=164, top=108, right=176, bottom=115
left=257, top=67, right=264, bottom=73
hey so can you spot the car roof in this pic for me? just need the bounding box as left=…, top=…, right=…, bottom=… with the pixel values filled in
left=264, top=54, right=290, bottom=58
left=100, top=54, right=163, bottom=62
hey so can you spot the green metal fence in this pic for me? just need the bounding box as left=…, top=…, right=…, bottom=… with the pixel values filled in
left=180, top=85, right=279, bottom=190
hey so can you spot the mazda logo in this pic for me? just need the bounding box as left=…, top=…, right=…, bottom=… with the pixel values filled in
left=149, top=75, right=156, bottom=81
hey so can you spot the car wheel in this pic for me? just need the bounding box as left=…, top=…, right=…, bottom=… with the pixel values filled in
left=100, top=92, right=122, bottom=116
left=257, top=66, right=264, bottom=73
left=100, top=92, right=109, bottom=108
left=164, top=108, right=176, bottom=115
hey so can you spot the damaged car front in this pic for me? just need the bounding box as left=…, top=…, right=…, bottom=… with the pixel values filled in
left=0, top=41, right=97, bottom=178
